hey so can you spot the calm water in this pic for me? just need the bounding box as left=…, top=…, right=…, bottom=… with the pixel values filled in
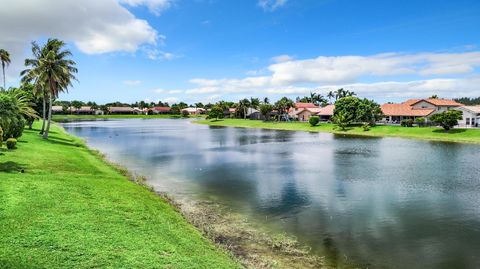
left=63, top=119, right=480, bottom=269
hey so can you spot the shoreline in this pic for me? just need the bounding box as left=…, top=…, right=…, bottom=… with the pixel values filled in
left=194, top=119, right=480, bottom=144
left=2, top=122, right=328, bottom=268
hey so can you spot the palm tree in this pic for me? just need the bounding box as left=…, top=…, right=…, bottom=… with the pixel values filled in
left=21, top=39, right=77, bottom=139
left=327, top=91, right=335, bottom=102
left=0, top=49, right=11, bottom=90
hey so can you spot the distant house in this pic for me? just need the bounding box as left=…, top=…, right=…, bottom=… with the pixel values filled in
left=289, top=103, right=320, bottom=121
left=455, top=106, right=480, bottom=127
left=316, top=104, right=335, bottom=121
left=381, top=98, right=463, bottom=123
left=108, top=107, right=135, bottom=114
left=151, top=106, right=171, bottom=114
left=52, top=106, right=64, bottom=114
left=70, top=106, right=97, bottom=115
left=181, top=107, right=206, bottom=115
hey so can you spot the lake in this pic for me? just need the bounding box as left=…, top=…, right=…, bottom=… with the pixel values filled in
left=63, top=119, right=480, bottom=269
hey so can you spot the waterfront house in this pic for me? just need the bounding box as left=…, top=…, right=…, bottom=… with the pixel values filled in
left=151, top=106, right=171, bottom=114
left=181, top=107, right=206, bottom=115
left=316, top=104, right=335, bottom=121
left=454, top=106, right=480, bottom=127
left=381, top=98, right=463, bottom=123
left=52, top=105, right=64, bottom=114
left=289, top=103, right=320, bottom=121
left=108, top=107, right=135, bottom=114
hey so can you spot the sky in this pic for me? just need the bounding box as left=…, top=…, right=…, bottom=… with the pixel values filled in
left=1, top=0, right=480, bottom=105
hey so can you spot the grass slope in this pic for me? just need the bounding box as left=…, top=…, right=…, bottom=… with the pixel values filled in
left=196, top=119, right=480, bottom=143
left=52, top=114, right=203, bottom=121
left=0, top=123, right=240, bottom=269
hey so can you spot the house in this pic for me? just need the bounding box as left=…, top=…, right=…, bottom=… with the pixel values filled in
left=289, top=103, right=320, bottom=121
left=181, top=107, right=206, bottom=115
left=316, top=104, right=335, bottom=121
left=381, top=98, right=463, bottom=123
left=108, top=107, right=135, bottom=114
left=71, top=106, right=95, bottom=115
left=151, top=106, right=171, bottom=114
left=455, top=106, right=480, bottom=127
left=52, top=105, right=64, bottom=114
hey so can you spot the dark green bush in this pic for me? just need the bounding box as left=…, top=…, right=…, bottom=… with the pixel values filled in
left=6, top=138, right=17, bottom=149
left=362, top=123, right=371, bottom=131
left=401, top=119, right=414, bottom=127
left=2, top=115, right=25, bottom=140
left=309, top=116, right=320, bottom=126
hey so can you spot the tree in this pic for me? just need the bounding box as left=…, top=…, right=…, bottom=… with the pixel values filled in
left=333, top=111, right=351, bottom=131
left=21, top=39, right=78, bottom=139
left=0, top=49, right=11, bottom=90
left=274, top=97, right=294, bottom=121
left=329, top=88, right=356, bottom=101
left=207, top=104, right=224, bottom=120
left=430, top=95, right=438, bottom=99
left=7, top=86, right=39, bottom=129
left=430, top=110, right=463, bottom=130
left=259, top=103, right=273, bottom=121
left=250, top=97, right=260, bottom=109
left=334, top=96, right=382, bottom=125
left=237, top=98, right=251, bottom=119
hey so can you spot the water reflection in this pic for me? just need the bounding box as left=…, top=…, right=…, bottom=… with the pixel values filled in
left=63, top=119, right=480, bottom=269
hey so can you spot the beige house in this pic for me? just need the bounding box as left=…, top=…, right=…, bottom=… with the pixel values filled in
left=381, top=98, right=463, bottom=123
left=455, top=106, right=480, bottom=127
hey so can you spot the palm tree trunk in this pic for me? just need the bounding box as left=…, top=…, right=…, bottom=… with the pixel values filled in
left=43, top=94, right=53, bottom=139
left=40, top=93, right=46, bottom=134
left=1, top=63, right=5, bottom=90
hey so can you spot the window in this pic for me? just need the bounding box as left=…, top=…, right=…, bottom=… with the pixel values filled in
left=472, top=118, right=476, bottom=125
left=466, top=118, right=470, bottom=125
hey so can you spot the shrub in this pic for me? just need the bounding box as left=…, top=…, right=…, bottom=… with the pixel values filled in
left=415, top=117, right=426, bottom=127
left=309, top=116, right=320, bottom=126
left=181, top=110, right=190, bottom=118
left=0, top=127, right=3, bottom=147
left=362, top=123, right=370, bottom=131
left=400, top=119, right=414, bottom=127
left=6, top=138, right=17, bottom=149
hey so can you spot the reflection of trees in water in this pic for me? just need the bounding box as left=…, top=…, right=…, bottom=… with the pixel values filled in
left=257, top=181, right=310, bottom=216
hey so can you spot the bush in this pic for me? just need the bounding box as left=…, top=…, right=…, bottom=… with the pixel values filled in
left=415, top=117, right=426, bottom=127
left=6, top=138, right=17, bottom=149
left=401, top=119, right=414, bottom=127
left=181, top=110, right=190, bottom=118
left=362, top=123, right=370, bottom=131
left=0, top=127, right=3, bottom=147
left=309, top=116, right=320, bottom=126
left=2, top=115, right=25, bottom=140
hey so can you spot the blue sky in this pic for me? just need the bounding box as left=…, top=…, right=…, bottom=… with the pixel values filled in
left=1, top=0, right=480, bottom=104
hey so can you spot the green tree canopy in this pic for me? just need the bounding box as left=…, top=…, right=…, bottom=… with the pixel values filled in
left=334, top=96, right=383, bottom=124
left=430, top=110, right=463, bottom=130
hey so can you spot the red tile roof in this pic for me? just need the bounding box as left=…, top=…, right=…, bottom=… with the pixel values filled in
left=294, top=102, right=318, bottom=109
left=381, top=104, right=434, bottom=117
left=153, top=106, right=171, bottom=112
left=404, top=98, right=463, bottom=107
left=316, top=105, right=335, bottom=116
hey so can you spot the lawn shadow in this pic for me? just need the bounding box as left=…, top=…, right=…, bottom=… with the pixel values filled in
left=0, top=161, right=25, bottom=173
left=432, top=129, right=467, bottom=134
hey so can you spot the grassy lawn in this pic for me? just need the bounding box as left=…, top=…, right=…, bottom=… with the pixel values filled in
left=196, top=119, right=480, bottom=144
left=0, top=123, right=240, bottom=269
left=52, top=114, right=204, bottom=121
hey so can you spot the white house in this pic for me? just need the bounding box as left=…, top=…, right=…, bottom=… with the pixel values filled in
left=455, top=106, right=480, bottom=127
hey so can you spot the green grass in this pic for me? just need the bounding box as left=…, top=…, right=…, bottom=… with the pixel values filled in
left=0, top=123, right=240, bottom=269
left=52, top=114, right=204, bottom=121
left=196, top=119, right=480, bottom=144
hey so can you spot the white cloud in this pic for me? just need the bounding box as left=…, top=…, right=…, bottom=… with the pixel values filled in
left=271, top=54, right=294, bottom=63
left=120, top=0, right=174, bottom=15
left=268, top=52, right=480, bottom=85
left=258, top=0, right=288, bottom=11
left=0, top=0, right=172, bottom=78
left=152, top=88, right=183, bottom=94
left=123, top=80, right=142, bottom=86
left=144, top=48, right=179, bottom=60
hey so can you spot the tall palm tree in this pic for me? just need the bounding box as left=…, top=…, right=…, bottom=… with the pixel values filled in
left=0, top=49, right=11, bottom=90
left=21, top=39, right=77, bottom=139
